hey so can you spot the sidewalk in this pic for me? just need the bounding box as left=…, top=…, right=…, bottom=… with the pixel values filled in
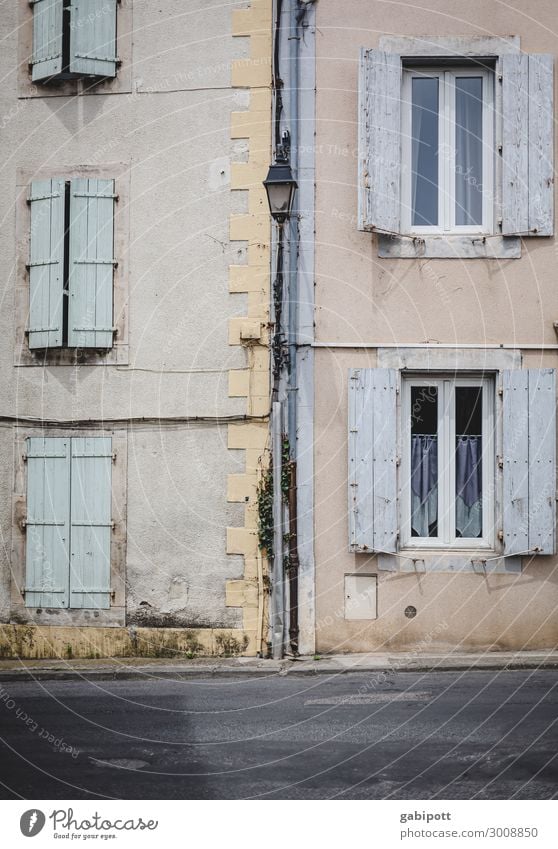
left=0, top=650, right=557, bottom=681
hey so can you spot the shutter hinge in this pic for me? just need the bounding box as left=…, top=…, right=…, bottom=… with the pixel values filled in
left=22, top=453, right=28, bottom=463
left=498, top=387, right=503, bottom=396
left=497, top=455, right=504, bottom=469
left=498, top=73, right=503, bottom=82
left=111, top=521, right=116, bottom=530
left=396, top=455, right=401, bottom=466
left=20, top=519, right=27, bottom=531
left=498, top=530, right=504, bottom=541
left=112, top=452, right=117, bottom=463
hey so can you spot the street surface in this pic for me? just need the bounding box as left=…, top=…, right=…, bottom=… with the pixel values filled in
left=0, top=670, right=556, bottom=799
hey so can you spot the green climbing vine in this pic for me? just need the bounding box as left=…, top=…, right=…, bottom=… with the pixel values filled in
left=256, top=436, right=292, bottom=558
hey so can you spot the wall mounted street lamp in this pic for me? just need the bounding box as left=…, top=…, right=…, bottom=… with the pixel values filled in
left=263, top=161, right=297, bottom=224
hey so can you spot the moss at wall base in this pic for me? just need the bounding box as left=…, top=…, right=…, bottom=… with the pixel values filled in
left=0, top=624, right=257, bottom=660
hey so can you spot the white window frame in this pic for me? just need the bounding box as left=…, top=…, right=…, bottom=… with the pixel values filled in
left=401, top=66, right=494, bottom=236
left=401, top=375, right=495, bottom=550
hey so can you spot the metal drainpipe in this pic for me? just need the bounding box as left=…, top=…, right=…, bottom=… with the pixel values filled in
left=286, top=0, right=302, bottom=656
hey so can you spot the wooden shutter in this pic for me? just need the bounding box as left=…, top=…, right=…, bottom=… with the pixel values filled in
left=69, top=0, right=118, bottom=78
left=68, top=178, right=115, bottom=349
left=502, top=54, right=554, bottom=236
left=31, top=0, right=63, bottom=82
left=503, top=369, right=556, bottom=555
left=358, top=49, right=402, bottom=233
left=28, top=179, right=65, bottom=350
left=25, top=438, right=71, bottom=608
left=349, top=368, right=398, bottom=553
left=69, top=438, right=112, bottom=609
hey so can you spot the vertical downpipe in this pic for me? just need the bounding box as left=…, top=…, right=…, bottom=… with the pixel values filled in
left=271, top=401, right=285, bottom=659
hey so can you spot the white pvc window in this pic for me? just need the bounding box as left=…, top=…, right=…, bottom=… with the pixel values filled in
left=401, top=376, right=495, bottom=549
left=401, top=67, right=494, bottom=235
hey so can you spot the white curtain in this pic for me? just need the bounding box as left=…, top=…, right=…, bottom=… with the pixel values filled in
left=455, top=435, right=482, bottom=538
left=411, top=434, right=438, bottom=537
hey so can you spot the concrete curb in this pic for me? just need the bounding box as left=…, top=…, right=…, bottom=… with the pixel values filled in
left=0, top=653, right=557, bottom=682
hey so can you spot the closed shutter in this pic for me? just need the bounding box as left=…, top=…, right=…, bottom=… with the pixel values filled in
left=31, top=0, right=63, bottom=82
left=503, top=369, right=556, bottom=555
left=348, top=368, right=398, bottom=553
left=358, top=49, right=402, bottom=233
left=501, top=54, right=554, bottom=236
left=69, top=0, right=118, bottom=78
left=69, top=438, right=112, bottom=609
left=25, top=438, right=71, bottom=608
left=68, top=178, right=116, bottom=349
left=28, top=179, right=65, bottom=350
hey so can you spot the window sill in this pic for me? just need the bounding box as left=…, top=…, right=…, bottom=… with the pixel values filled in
left=378, top=234, right=521, bottom=259
left=377, top=551, right=521, bottom=574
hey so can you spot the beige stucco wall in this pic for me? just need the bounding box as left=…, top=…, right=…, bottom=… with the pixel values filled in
left=0, top=0, right=270, bottom=650
left=313, top=0, right=558, bottom=651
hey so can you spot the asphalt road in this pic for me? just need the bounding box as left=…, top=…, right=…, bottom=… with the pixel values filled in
left=0, top=669, right=557, bottom=799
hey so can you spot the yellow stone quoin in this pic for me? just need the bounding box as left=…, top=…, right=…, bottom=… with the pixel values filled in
left=226, top=1, right=272, bottom=655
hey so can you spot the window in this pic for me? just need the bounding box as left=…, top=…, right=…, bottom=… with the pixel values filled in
left=401, top=376, right=494, bottom=548
left=401, top=67, right=494, bottom=235
left=358, top=46, right=554, bottom=255
left=25, top=437, right=112, bottom=609
left=27, top=178, right=116, bottom=350
left=348, top=367, right=556, bottom=565
left=31, top=0, right=118, bottom=83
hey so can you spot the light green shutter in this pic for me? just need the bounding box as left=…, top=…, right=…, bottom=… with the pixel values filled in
left=25, top=438, right=71, bottom=608
left=31, top=0, right=63, bottom=82
left=28, top=179, right=65, bottom=349
left=68, top=178, right=116, bottom=349
left=69, top=0, right=118, bottom=78
left=69, top=438, right=112, bottom=609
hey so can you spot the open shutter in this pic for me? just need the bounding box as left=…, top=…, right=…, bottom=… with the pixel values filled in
left=358, top=49, right=402, bottom=233
left=68, top=178, right=115, bottom=349
left=28, top=179, right=65, bottom=349
left=70, top=438, right=112, bottom=609
left=502, top=54, right=554, bottom=236
left=503, top=369, right=556, bottom=555
left=30, top=0, right=63, bottom=82
left=25, top=438, right=70, bottom=608
left=349, top=368, right=398, bottom=553
left=69, top=0, right=118, bottom=78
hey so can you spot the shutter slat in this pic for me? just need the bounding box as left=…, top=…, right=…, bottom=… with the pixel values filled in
left=528, top=369, right=556, bottom=553
left=358, top=49, right=402, bottom=233
left=372, top=369, right=398, bottom=552
left=31, top=0, right=63, bottom=82
left=528, top=55, right=554, bottom=236
left=502, top=370, right=529, bottom=554
left=348, top=368, right=398, bottom=553
left=503, top=369, right=556, bottom=556
left=28, top=179, right=65, bottom=349
left=68, top=178, right=115, bottom=349
left=69, top=0, right=118, bottom=78
left=502, top=54, right=554, bottom=236
left=25, top=438, right=70, bottom=608
left=69, top=437, right=112, bottom=609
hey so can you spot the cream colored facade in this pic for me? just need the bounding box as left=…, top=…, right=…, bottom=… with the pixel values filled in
left=310, top=0, right=558, bottom=652
left=0, top=1, right=272, bottom=659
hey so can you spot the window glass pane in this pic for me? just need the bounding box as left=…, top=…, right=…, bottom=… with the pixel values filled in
left=455, top=77, right=483, bottom=226
left=455, top=387, right=483, bottom=538
left=411, top=77, right=439, bottom=227
left=411, top=386, right=438, bottom=537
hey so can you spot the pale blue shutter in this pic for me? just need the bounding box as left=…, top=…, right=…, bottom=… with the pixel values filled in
left=503, top=369, right=556, bottom=555
left=502, top=54, right=554, bottom=236
left=68, top=178, right=116, bottom=349
left=25, top=438, right=70, bottom=608
left=31, top=0, right=63, bottom=82
left=358, top=49, right=402, bottom=233
left=69, top=437, right=112, bottom=609
left=69, top=0, right=118, bottom=77
left=349, top=368, right=398, bottom=552
left=28, top=179, right=65, bottom=349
